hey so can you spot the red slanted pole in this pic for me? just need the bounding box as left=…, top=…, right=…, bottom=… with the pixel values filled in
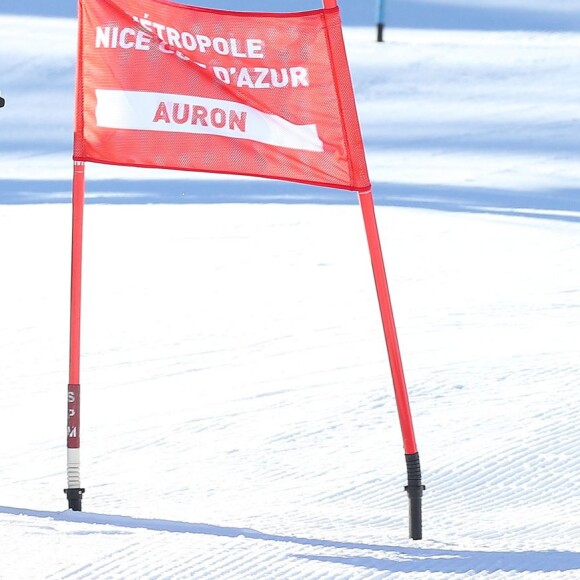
left=322, top=0, right=424, bottom=540
left=358, top=190, right=417, bottom=454
left=358, top=189, right=424, bottom=540
left=65, top=160, right=85, bottom=511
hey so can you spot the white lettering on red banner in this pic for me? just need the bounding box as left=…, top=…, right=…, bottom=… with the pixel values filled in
left=96, top=90, right=323, bottom=151
left=75, top=0, right=370, bottom=191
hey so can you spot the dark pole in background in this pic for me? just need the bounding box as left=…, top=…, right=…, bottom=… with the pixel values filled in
left=377, top=0, right=386, bottom=42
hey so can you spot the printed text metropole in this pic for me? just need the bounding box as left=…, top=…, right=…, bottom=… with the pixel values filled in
left=94, top=14, right=311, bottom=89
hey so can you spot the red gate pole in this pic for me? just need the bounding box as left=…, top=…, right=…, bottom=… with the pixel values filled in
left=358, top=189, right=424, bottom=540
left=65, top=160, right=86, bottom=511
left=322, top=0, right=424, bottom=540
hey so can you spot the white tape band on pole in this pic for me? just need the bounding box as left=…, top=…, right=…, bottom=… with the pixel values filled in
left=67, top=448, right=81, bottom=489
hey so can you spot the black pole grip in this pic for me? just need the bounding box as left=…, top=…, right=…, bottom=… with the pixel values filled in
left=64, top=487, right=85, bottom=511
left=404, top=452, right=425, bottom=540
left=377, top=22, right=385, bottom=43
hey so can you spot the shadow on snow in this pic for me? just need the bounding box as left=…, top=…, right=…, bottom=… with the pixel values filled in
left=4, top=0, right=580, bottom=31
left=1, top=505, right=578, bottom=574
left=385, top=0, right=580, bottom=33
left=0, top=178, right=578, bottom=222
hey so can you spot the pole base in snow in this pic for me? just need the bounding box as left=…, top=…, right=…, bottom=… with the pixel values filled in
left=404, top=452, right=425, bottom=540
left=377, top=23, right=385, bottom=42
left=64, top=487, right=85, bottom=511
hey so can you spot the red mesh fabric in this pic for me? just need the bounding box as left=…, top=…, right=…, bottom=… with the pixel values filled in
left=74, top=0, right=370, bottom=191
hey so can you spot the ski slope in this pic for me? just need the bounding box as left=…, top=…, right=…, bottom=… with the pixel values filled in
left=1, top=1, right=579, bottom=578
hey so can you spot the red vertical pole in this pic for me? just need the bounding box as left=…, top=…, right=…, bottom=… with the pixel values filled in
left=358, top=190, right=417, bottom=454
left=322, top=0, right=424, bottom=539
left=65, top=160, right=85, bottom=511
left=358, top=189, right=424, bottom=540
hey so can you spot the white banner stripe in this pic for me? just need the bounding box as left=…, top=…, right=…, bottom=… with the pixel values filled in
left=95, top=90, right=323, bottom=152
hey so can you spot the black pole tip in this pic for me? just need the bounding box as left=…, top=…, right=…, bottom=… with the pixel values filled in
left=0, top=96, right=5, bottom=108
left=377, top=22, right=385, bottom=43
left=405, top=483, right=425, bottom=540
left=64, top=487, right=85, bottom=511
left=404, top=452, right=425, bottom=540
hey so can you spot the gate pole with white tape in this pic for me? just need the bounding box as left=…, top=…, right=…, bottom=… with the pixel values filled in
left=65, top=160, right=86, bottom=511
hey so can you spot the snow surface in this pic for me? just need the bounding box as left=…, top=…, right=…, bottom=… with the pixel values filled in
left=1, top=1, right=579, bottom=578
